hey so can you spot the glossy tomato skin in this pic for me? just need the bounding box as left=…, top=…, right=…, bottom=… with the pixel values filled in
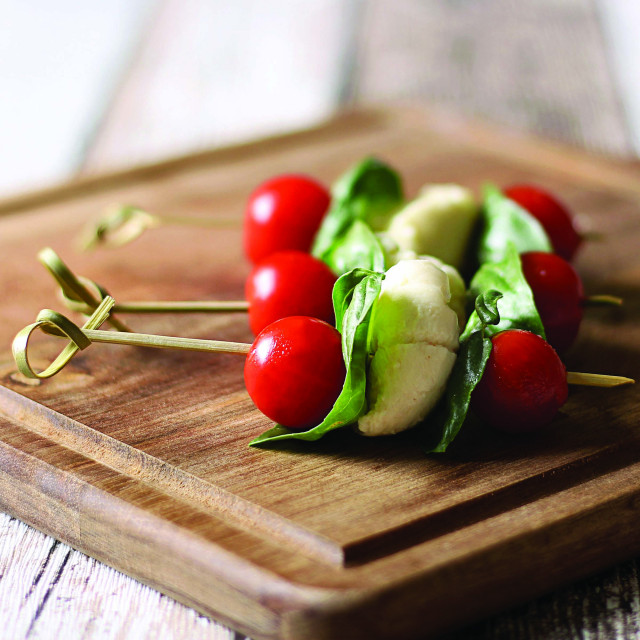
left=521, top=251, right=584, bottom=352
left=504, top=185, right=582, bottom=261
left=245, top=251, right=337, bottom=336
left=244, top=316, right=346, bottom=430
left=244, top=174, right=330, bottom=264
left=472, top=330, right=568, bottom=433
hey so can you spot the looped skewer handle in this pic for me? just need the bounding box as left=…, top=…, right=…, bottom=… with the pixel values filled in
left=13, top=297, right=116, bottom=379
left=13, top=296, right=251, bottom=380
left=79, top=204, right=239, bottom=250
left=40, top=248, right=249, bottom=322
left=79, top=205, right=161, bottom=250
left=38, top=247, right=132, bottom=332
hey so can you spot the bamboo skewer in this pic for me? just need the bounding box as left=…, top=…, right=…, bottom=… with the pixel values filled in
left=84, top=300, right=248, bottom=314
left=38, top=248, right=248, bottom=323
left=12, top=297, right=251, bottom=380
left=582, top=294, right=623, bottom=307
left=83, top=329, right=250, bottom=354
left=567, top=372, right=634, bottom=387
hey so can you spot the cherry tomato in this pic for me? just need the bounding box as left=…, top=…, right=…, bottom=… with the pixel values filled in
left=504, top=185, right=582, bottom=261
left=472, top=329, right=568, bottom=433
left=244, top=316, right=345, bottom=429
left=521, top=251, right=584, bottom=352
left=244, top=174, right=330, bottom=264
left=245, top=251, right=337, bottom=335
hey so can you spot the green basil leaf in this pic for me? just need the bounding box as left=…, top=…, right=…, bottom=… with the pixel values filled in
left=424, top=331, right=493, bottom=453
left=323, top=220, right=386, bottom=275
left=474, top=289, right=502, bottom=327
left=479, top=184, right=552, bottom=264
left=312, top=158, right=403, bottom=260
left=423, top=290, right=501, bottom=453
left=250, top=270, right=384, bottom=445
left=462, top=243, right=545, bottom=340
left=331, top=267, right=378, bottom=335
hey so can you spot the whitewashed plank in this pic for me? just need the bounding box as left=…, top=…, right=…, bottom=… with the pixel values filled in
left=354, top=0, right=633, bottom=157
left=84, top=0, right=353, bottom=173
left=0, top=513, right=240, bottom=640
left=449, top=560, right=640, bottom=639
left=595, top=1, right=640, bottom=155
left=0, top=0, right=156, bottom=196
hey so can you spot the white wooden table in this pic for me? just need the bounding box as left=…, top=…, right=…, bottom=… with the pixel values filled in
left=1, top=1, right=640, bottom=638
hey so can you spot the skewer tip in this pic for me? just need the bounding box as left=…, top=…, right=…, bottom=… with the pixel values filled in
left=582, top=295, right=623, bottom=307
left=567, top=372, right=635, bottom=387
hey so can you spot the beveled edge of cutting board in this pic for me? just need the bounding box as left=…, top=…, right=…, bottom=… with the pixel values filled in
left=1, top=104, right=639, bottom=218
left=3, top=380, right=640, bottom=574
left=0, top=383, right=347, bottom=566
left=0, top=409, right=326, bottom=639
left=0, top=110, right=388, bottom=216
left=3, top=388, right=640, bottom=640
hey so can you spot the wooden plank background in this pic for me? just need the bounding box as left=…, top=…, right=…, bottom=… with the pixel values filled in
left=1, top=1, right=640, bottom=638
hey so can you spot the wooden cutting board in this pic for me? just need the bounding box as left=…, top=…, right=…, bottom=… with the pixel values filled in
left=0, top=107, right=639, bottom=640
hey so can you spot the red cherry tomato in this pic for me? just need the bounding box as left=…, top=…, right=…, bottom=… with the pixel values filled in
left=244, top=174, right=330, bottom=264
left=244, top=316, right=345, bottom=429
left=472, top=330, right=568, bottom=433
left=245, top=251, right=337, bottom=335
left=521, top=251, right=584, bottom=352
left=504, top=185, right=582, bottom=261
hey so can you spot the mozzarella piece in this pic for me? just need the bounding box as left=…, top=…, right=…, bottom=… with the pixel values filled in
left=358, top=259, right=460, bottom=436
left=370, top=259, right=460, bottom=352
left=385, top=250, right=467, bottom=330
left=422, top=256, right=467, bottom=332
left=358, top=343, right=456, bottom=436
left=385, top=184, right=478, bottom=270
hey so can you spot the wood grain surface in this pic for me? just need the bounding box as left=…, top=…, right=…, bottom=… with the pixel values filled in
left=0, top=107, right=639, bottom=639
